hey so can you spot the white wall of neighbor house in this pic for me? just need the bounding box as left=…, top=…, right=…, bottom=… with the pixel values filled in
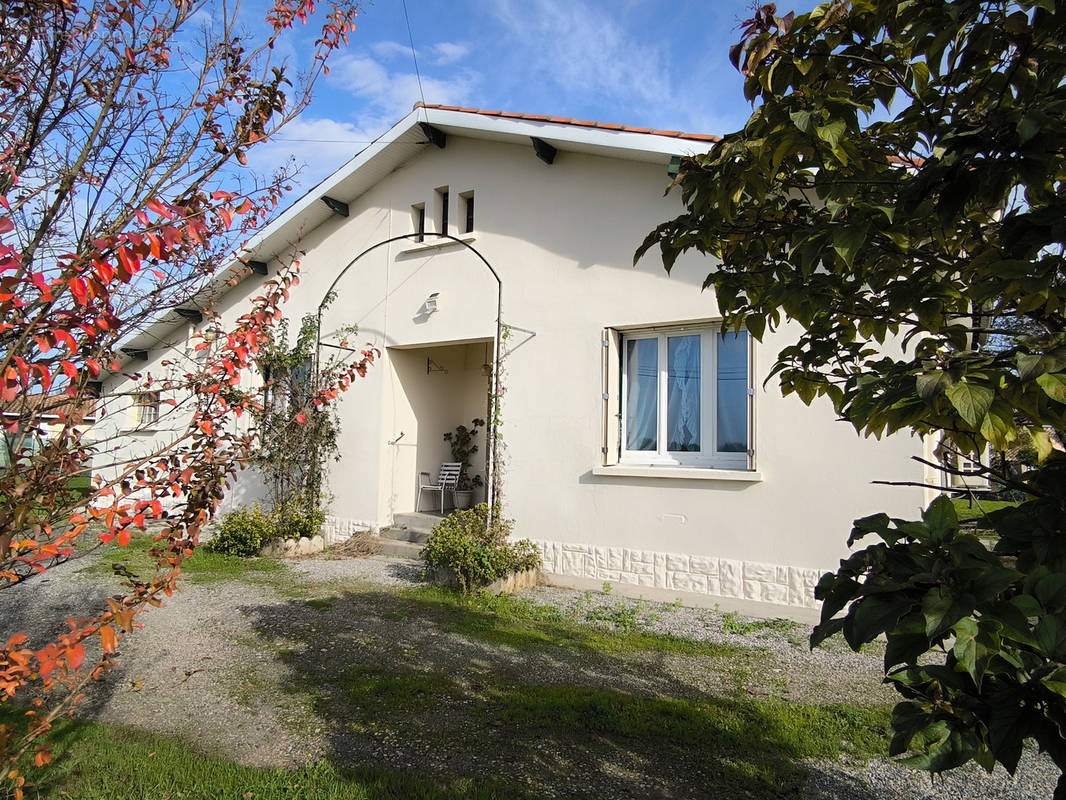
left=97, top=127, right=928, bottom=609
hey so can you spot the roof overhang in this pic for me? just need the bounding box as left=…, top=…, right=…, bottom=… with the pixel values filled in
left=111, top=106, right=716, bottom=368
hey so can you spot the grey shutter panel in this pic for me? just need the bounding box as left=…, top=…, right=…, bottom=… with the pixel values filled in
left=602, top=327, right=621, bottom=466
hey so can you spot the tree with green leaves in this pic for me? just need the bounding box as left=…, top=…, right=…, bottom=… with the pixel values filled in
left=640, top=0, right=1066, bottom=792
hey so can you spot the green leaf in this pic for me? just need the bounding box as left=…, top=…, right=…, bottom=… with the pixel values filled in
left=952, top=617, right=981, bottom=688
left=922, top=495, right=958, bottom=542
left=832, top=225, right=867, bottom=268
left=911, top=61, right=930, bottom=94
left=899, top=721, right=974, bottom=773
left=1036, top=616, right=1066, bottom=660
left=885, top=612, right=931, bottom=669
left=744, top=313, right=766, bottom=341
left=945, top=382, right=993, bottom=428
left=916, top=371, right=949, bottom=403
left=1030, top=428, right=1055, bottom=461
left=844, top=594, right=915, bottom=649
left=1036, top=373, right=1066, bottom=403
left=790, top=110, right=815, bottom=133
left=921, top=586, right=970, bottom=640
left=1017, top=115, right=1040, bottom=144
left=816, top=119, right=846, bottom=148
left=980, top=410, right=1013, bottom=450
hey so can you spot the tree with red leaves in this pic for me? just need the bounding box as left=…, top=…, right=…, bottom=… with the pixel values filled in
left=0, top=1, right=371, bottom=792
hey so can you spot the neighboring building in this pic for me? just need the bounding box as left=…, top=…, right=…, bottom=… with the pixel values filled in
left=95, top=105, right=930, bottom=614
left=1, top=392, right=97, bottom=486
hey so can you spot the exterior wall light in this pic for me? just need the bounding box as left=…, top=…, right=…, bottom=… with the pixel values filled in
left=425, top=292, right=440, bottom=314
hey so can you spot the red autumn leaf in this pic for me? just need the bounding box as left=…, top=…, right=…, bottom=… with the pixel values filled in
left=69, top=277, right=88, bottom=304
left=99, top=626, right=117, bottom=654
left=67, top=643, right=85, bottom=670
left=0, top=216, right=12, bottom=235
left=118, top=528, right=131, bottom=546
left=5, top=633, right=27, bottom=649
left=296, top=413, right=307, bottom=424
left=117, top=247, right=140, bottom=276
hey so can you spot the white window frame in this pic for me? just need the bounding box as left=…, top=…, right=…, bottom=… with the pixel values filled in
left=136, top=391, right=160, bottom=427
left=619, top=324, right=753, bottom=470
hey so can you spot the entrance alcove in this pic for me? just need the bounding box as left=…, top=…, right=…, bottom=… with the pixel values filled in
left=383, top=339, right=493, bottom=518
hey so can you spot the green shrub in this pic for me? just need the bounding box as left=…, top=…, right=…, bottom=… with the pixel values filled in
left=211, top=505, right=276, bottom=557
left=421, top=503, right=541, bottom=593
left=272, top=493, right=326, bottom=540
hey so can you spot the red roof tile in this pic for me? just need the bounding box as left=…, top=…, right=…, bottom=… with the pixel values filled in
left=415, top=103, right=720, bottom=144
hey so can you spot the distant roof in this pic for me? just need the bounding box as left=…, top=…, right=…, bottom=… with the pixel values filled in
left=2, top=393, right=97, bottom=423
left=415, top=103, right=720, bottom=144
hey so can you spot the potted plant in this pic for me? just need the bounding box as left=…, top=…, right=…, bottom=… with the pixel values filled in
left=443, top=418, right=484, bottom=509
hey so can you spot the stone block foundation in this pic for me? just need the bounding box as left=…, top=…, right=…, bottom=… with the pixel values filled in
left=535, top=540, right=825, bottom=610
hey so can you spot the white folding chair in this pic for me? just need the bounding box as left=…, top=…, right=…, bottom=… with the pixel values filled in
left=416, top=462, right=462, bottom=513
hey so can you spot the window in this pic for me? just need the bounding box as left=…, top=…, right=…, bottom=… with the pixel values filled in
left=135, top=391, right=160, bottom=426
left=412, top=203, right=426, bottom=242
left=262, top=359, right=311, bottom=415
left=461, top=191, right=474, bottom=234
left=619, top=327, right=751, bottom=469
left=436, top=186, right=449, bottom=234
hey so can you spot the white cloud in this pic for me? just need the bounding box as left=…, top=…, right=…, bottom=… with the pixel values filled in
left=247, top=116, right=392, bottom=191
left=244, top=49, right=478, bottom=191
left=430, top=42, right=469, bottom=65
left=370, top=39, right=469, bottom=67
left=370, top=40, right=413, bottom=61
left=327, top=51, right=477, bottom=122
left=489, top=0, right=670, bottom=107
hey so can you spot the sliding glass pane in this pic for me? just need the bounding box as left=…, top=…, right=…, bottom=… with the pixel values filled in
left=667, top=335, right=700, bottom=451
left=717, top=332, right=748, bottom=453
left=625, top=338, right=658, bottom=451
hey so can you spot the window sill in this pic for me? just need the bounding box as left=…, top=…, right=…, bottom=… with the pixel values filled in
left=592, top=464, right=763, bottom=482
left=398, top=234, right=476, bottom=254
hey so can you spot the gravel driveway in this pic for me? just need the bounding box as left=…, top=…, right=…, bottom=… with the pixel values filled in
left=0, top=552, right=1057, bottom=799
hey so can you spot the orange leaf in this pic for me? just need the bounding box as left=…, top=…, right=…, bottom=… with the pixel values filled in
left=4, top=633, right=27, bottom=649
left=66, top=644, right=85, bottom=670
left=99, top=626, right=117, bottom=654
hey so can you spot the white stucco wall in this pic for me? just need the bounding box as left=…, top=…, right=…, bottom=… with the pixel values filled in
left=98, top=128, right=928, bottom=609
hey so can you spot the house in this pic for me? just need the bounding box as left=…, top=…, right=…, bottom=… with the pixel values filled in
left=94, top=104, right=931, bottom=615
left=2, top=392, right=97, bottom=500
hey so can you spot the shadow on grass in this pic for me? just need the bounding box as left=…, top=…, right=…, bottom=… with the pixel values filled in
left=0, top=706, right=515, bottom=800
left=241, top=586, right=890, bottom=800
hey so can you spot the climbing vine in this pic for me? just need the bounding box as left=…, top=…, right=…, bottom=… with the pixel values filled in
left=488, top=323, right=511, bottom=510
left=252, top=307, right=359, bottom=536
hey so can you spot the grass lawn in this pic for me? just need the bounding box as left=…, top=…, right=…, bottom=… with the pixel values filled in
left=46, top=556, right=894, bottom=799
left=2, top=710, right=510, bottom=800
left=82, top=532, right=286, bottom=584
left=950, top=497, right=1020, bottom=523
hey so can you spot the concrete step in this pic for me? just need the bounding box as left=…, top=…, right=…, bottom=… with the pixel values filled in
left=379, top=526, right=431, bottom=544
left=393, top=511, right=445, bottom=536
left=374, top=537, right=425, bottom=559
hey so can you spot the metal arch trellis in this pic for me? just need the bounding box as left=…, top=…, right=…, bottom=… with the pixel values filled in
left=313, top=232, right=504, bottom=528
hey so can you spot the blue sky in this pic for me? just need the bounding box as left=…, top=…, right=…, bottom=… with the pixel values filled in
left=253, top=0, right=811, bottom=190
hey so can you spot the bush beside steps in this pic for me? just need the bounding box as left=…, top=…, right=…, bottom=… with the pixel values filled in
left=421, top=503, right=543, bottom=594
